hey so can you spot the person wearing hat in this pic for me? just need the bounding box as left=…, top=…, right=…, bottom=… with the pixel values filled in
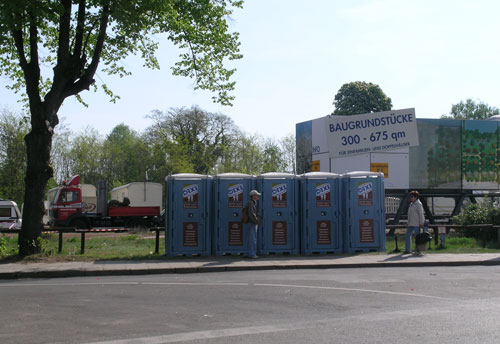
left=244, top=189, right=262, bottom=258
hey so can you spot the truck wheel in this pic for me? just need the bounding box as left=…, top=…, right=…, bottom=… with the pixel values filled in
left=71, top=219, right=88, bottom=229
left=126, top=219, right=147, bottom=232
left=125, top=219, right=137, bottom=229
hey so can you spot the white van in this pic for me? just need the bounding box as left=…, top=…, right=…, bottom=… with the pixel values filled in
left=0, top=199, right=22, bottom=229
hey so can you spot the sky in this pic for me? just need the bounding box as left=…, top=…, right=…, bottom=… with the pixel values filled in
left=1, top=0, right=500, bottom=140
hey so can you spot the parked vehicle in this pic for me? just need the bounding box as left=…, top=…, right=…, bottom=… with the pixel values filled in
left=48, top=175, right=162, bottom=229
left=111, top=182, right=163, bottom=209
left=0, top=199, right=22, bottom=230
left=20, top=201, right=51, bottom=225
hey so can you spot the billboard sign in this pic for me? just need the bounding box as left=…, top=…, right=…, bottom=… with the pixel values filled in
left=325, top=108, right=419, bottom=158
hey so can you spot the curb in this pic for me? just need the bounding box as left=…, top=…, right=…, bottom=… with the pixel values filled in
left=2, top=259, right=500, bottom=280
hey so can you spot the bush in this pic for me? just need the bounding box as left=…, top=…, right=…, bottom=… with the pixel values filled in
left=452, top=203, right=500, bottom=245
left=0, top=237, right=7, bottom=256
left=489, top=207, right=500, bottom=225
left=0, top=236, right=18, bottom=257
left=452, top=204, right=489, bottom=237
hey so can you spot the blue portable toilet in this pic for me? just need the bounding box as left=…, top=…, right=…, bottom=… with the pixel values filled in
left=257, top=173, right=299, bottom=255
left=342, top=171, right=386, bottom=253
left=213, top=173, right=256, bottom=256
left=299, top=172, right=342, bottom=255
left=165, top=173, right=212, bottom=256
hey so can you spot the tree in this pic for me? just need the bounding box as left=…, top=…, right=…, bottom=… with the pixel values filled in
left=0, top=0, right=243, bottom=255
left=279, top=133, right=296, bottom=174
left=102, top=124, right=152, bottom=187
left=261, top=139, right=285, bottom=173
left=214, top=131, right=263, bottom=174
left=68, top=127, right=105, bottom=186
left=0, top=109, right=29, bottom=205
left=441, top=99, right=500, bottom=120
left=144, top=110, right=193, bottom=177
left=332, top=81, right=392, bottom=116
left=50, top=119, right=72, bottom=184
left=146, top=106, right=236, bottom=174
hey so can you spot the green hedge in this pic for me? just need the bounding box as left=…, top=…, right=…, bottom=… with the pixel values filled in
left=452, top=203, right=500, bottom=245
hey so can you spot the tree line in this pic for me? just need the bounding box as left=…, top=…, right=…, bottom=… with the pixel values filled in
left=0, top=106, right=295, bottom=206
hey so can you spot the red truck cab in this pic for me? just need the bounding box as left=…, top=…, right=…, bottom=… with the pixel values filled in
left=48, top=175, right=161, bottom=229
left=49, top=175, right=84, bottom=225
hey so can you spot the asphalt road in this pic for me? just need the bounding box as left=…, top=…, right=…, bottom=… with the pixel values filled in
left=2, top=266, right=500, bottom=344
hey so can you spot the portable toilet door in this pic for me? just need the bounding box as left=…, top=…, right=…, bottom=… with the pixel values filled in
left=343, top=171, right=386, bottom=253
left=165, top=173, right=212, bottom=256
left=257, top=173, right=299, bottom=255
left=213, top=173, right=255, bottom=256
left=300, top=172, right=342, bottom=255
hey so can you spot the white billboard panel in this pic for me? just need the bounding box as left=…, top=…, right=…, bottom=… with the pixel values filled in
left=311, top=117, right=329, bottom=155
left=330, top=154, right=370, bottom=174
left=325, top=108, right=419, bottom=158
left=371, top=153, right=409, bottom=189
left=311, top=152, right=330, bottom=172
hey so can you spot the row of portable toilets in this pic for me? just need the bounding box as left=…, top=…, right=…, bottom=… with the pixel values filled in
left=165, top=171, right=386, bottom=256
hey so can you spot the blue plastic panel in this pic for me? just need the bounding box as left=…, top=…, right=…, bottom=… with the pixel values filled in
left=343, top=172, right=386, bottom=253
left=300, top=174, right=342, bottom=254
left=165, top=174, right=212, bottom=256
left=257, top=173, right=299, bottom=255
left=213, top=175, right=255, bottom=255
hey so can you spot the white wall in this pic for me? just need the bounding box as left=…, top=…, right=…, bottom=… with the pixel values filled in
left=310, top=116, right=410, bottom=189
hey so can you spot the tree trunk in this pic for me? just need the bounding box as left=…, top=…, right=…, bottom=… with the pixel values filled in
left=18, top=108, right=54, bottom=256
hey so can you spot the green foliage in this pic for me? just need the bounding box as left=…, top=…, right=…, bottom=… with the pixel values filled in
left=0, top=109, right=29, bottom=204
left=441, top=99, right=500, bottom=120
left=38, top=236, right=54, bottom=256
left=145, top=106, right=237, bottom=175
left=102, top=124, right=152, bottom=186
left=0, top=233, right=166, bottom=260
left=0, top=103, right=295, bottom=201
left=279, top=134, right=296, bottom=174
left=68, top=128, right=105, bottom=186
left=215, top=132, right=263, bottom=174
left=452, top=202, right=500, bottom=244
left=51, top=120, right=74, bottom=183
left=0, top=0, right=243, bottom=107
left=489, top=207, right=500, bottom=225
left=0, top=237, right=7, bottom=256
left=332, top=81, right=392, bottom=116
left=452, top=203, right=489, bottom=227
left=120, top=234, right=138, bottom=241
left=261, top=139, right=286, bottom=173
left=0, top=236, right=18, bottom=257
left=1, top=0, right=243, bottom=255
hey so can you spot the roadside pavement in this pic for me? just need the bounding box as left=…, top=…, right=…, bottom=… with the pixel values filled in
left=2, top=252, right=500, bottom=279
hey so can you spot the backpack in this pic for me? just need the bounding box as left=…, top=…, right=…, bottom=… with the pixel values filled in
left=241, top=205, right=249, bottom=223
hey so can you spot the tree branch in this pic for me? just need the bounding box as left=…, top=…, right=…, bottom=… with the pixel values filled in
left=57, top=0, right=72, bottom=67
left=64, top=4, right=110, bottom=97
left=28, top=17, right=38, bottom=68
left=183, top=29, right=199, bottom=78
left=83, top=18, right=99, bottom=54
left=26, top=15, right=42, bottom=108
left=11, top=28, right=28, bottom=70
left=45, top=0, right=71, bottom=107
left=11, top=9, right=42, bottom=111
left=73, top=0, right=86, bottom=60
